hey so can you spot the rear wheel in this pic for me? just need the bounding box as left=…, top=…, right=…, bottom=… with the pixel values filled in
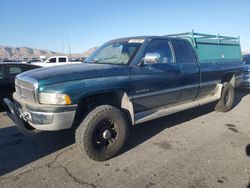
left=215, top=82, right=234, bottom=112
left=75, top=105, right=128, bottom=161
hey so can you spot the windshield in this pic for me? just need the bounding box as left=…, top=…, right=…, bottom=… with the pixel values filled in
left=85, top=40, right=142, bottom=65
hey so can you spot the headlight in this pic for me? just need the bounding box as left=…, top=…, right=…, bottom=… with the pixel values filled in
left=38, top=93, right=72, bottom=105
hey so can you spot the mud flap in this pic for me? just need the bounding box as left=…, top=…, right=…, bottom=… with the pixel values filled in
left=3, top=98, right=40, bottom=136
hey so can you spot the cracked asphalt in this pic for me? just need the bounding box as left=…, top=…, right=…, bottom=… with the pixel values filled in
left=0, top=89, right=250, bottom=188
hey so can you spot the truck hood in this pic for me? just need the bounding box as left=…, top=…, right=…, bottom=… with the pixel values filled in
left=19, top=63, right=131, bottom=86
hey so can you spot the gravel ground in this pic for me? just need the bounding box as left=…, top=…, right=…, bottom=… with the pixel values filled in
left=0, top=89, right=250, bottom=188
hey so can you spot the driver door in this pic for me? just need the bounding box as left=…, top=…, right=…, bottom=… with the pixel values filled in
left=131, top=39, right=182, bottom=113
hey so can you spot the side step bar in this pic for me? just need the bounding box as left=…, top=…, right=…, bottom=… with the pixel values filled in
left=134, top=84, right=222, bottom=124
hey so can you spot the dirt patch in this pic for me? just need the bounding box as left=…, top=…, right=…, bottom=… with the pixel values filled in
left=145, top=182, right=155, bottom=188
left=217, top=177, right=228, bottom=184
left=225, top=124, right=236, bottom=128
left=225, top=124, right=239, bottom=133
left=228, top=128, right=239, bottom=133
left=153, top=141, right=172, bottom=150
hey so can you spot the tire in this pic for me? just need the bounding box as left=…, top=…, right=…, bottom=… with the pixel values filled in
left=75, top=105, right=128, bottom=161
left=215, top=82, right=234, bottom=112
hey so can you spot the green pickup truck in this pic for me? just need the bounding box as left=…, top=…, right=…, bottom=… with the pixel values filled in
left=4, top=31, right=243, bottom=161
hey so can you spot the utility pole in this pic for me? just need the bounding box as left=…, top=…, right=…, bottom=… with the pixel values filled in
left=61, top=33, right=64, bottom=53
left=67, top=36, right=71, bottom=58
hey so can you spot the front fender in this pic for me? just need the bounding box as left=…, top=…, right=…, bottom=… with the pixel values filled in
left=39, top=75, right=131, bottom=104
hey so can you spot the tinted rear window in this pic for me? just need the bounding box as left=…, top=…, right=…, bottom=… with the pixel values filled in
left=59, top=57, right=67, bottom=62
left=49, top=58, right=56, bottom=63
left=172, top=40, right=196, bottom=63
left=9, top=66, right=22, bottom=75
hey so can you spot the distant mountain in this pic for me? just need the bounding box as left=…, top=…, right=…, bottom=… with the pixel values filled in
left=69, top=47, right=97, bottom=59
left=83, top=47, right=97, bottom=57
left=0, top=45, right=97, bottom=60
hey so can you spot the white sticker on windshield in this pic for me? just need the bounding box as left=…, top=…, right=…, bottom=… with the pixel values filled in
left=128, top=39, right=145, bottom=43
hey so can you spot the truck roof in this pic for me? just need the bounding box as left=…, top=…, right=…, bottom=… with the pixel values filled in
left=108, top=36, right=175, bottom=43
left=48, top=56, right=68, bottom=58
left=106, top=31, right=242, bottom=62
left=108, top=32, right=240, bottom=44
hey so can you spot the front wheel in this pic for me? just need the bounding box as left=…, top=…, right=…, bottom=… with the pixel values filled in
left=75, top=105, right=128, bottom=161
left=215, top=82, right=234, bottom=112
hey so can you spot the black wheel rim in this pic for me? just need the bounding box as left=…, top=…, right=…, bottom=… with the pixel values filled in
left=92, top=119, right=119, bottom=151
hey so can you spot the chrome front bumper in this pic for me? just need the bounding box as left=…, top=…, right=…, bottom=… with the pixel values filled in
left=3, top=93, right=77, bottom=135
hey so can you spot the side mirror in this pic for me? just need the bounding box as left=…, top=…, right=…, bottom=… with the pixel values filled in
left=142, top=53, right=160, bottom=65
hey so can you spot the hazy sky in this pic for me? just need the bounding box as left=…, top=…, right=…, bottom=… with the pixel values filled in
left=0, top=0, right=249, bottom=53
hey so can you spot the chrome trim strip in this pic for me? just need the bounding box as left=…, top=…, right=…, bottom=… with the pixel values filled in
left=135, top=83, right=223, bottom=124
left=199, top=80, right=221, bottom=86
left=132, top=84, right=199, bottom=99
left=132, top=80, right=220, bottom=100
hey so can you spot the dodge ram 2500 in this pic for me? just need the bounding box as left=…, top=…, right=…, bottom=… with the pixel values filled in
left=4, top=31, right=243, bottom=161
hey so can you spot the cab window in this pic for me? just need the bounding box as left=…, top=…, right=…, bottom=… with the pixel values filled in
left=145, top=39, right=173, bottom=64
left=8, top=66, right=22, bottom=76
left=59, top=57, right=67, bottom=63
left=172, top=40, right=196, bottom=63
left=48, top=58, right=56, bottom=63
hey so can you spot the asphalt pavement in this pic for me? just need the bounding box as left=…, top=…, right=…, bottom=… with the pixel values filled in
left=0, top=89, right=250, bottom=188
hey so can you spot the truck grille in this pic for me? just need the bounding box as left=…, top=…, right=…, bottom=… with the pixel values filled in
left=15, top=76, right=38, bottom=102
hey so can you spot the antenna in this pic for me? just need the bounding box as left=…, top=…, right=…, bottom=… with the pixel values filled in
left=61, top=33, right=64, bottom=53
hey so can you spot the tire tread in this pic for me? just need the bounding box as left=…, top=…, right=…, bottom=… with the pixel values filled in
left=75, top=105, right=128, bottom=161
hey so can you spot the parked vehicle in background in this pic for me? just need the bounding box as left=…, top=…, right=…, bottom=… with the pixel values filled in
left=26, top=59, right=44, bottom=64
left=69, top=58, right=83, bottom=62
left=4, top=31, right=243, bottom=161
left=32, top=56, right=82, bottom=67
left=1, top=59, right=20, bottom=63
left=21, top=58, right=29, bottom=64
left=241, top=54, right=250, bottom=89
left=0, top=63, right=40, bottom=107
